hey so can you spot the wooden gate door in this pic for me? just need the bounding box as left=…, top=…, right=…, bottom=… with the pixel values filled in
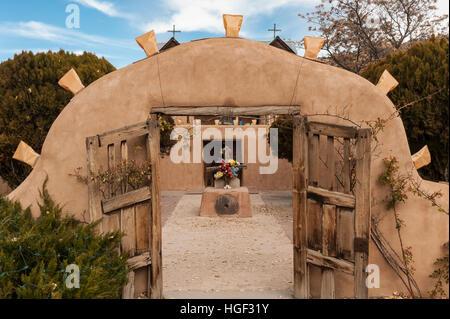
left=86, top=116, right=162, bottom=299
left=293, top=116, right=371, bottom=299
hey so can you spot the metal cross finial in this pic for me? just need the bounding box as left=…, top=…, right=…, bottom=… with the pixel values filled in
left=268, top=23, right=281, bottom=39
left=167, top=25, right=181, bottom=38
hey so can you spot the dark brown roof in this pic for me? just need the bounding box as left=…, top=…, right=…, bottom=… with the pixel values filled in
left=159, top=37, right=180, bottom=52
left=269, top=36, right=296, bottom=54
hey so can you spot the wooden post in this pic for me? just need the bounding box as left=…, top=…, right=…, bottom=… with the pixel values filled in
left=354, top=129, right=371, bottom=298
left=148, top=115, right=163, bottom=299
left=86, top=136, right=103, bottom=233
left=293, top=116, right=309, bottom=298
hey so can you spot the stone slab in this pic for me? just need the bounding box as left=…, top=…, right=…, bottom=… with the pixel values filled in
left=200, top=187, right=252, bottom=218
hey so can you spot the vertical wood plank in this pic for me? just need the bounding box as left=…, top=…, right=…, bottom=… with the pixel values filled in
left=135, top=201, right=151, bottom=255
left=322, top=204, right=337, bottom=256
left=121, top=206, right=136, bottom=255
left=118, top=140, right=136, bottom=256
left=103, top=144, right=120, bottom=247
left=107, top=143, right=116, bottom=197
left=307, top=199, right=322, bottom=251
left=86, top=136, right=103, bottom=233
left=343, top=138, right=351, bottom=194
left=320, top=268, right=335, bottom=299
left=354, top=129, right=371, bottom=299
left=293, top=116, right=309, bottom=299
left=122, top=270, right=135, bottom=299
left=326, top=136, right=335, bottom=191
left=336, top=208, right=355, bottom=261
left=308, top=132, right=319, bottom=187
left=321, top=200, right=336, bottom=299
left=148, top=115, right=163, bottom=299
left=120, top=141, right=128, bottom=193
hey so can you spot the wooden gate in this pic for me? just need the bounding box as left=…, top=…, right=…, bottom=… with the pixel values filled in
left=293, top=116, right=371, bottom=299
left=86, top=116, right=162, bottom=299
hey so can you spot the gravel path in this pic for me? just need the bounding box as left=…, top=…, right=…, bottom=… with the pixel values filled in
left=162, top=193, right=293, bottom=296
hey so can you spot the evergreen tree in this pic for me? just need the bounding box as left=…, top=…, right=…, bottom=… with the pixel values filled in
left=0, top=50, right=116, bottom=188
left=362, top=36, right=449, bottom=181
left=0, top=181, right=128, bottom=298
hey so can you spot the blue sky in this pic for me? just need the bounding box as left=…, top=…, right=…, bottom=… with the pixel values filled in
left=0, top=0, right=448, bottom=69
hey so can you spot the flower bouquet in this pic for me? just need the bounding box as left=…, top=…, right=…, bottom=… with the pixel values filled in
left=214, top=159, right=242, bottom=188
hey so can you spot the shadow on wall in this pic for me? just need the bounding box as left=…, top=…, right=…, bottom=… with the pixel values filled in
left=0, top=177, right=12, bottom=196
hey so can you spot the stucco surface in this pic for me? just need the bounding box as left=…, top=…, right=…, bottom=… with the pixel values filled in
left=7, top=37, right=448, bottom=297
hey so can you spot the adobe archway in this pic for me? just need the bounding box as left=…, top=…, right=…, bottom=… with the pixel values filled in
left=8, top=37, right=448, bottom=298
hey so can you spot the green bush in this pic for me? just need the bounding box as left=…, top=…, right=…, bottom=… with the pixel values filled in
left=362, top=36, right=449, bottom=182
left=0, top=50, right=116, bottom=188
left=0, top=181, right=128, bottom=298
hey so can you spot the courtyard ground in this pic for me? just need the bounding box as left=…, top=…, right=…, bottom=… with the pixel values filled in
left=161, top=190, right=294, bottom=299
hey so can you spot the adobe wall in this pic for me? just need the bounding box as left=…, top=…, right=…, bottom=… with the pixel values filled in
left=7, top=38, right=448, bottom=297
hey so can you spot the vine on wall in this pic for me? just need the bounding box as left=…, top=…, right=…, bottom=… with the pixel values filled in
left=378, top=156, right=419, bottom=298
left=429, top=242, right=449, bottom=299
left=378, top=156, right=449, bottom=298
left=69, top=160, right=152, bottom=199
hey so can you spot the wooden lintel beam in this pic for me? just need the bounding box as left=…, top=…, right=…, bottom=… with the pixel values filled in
left=307, top=121, right=358, bottom=139
left=150, top=105, right=301, bottom=116
left=93, top=121, right=152, bottom=146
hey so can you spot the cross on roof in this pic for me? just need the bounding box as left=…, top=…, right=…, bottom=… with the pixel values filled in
left=167, top=25, right=181, bottom=38
left=268, top=23, right=281, bottom=39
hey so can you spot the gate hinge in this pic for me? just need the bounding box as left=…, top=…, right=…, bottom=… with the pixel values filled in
left=354, top=237, right=369, bottom=254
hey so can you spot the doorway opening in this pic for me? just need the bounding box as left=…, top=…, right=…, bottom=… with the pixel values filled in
left=86, top=105, right=371, bottom=299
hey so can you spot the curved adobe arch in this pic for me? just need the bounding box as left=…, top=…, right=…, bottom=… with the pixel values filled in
left=8, top=38, right=448, bottom=296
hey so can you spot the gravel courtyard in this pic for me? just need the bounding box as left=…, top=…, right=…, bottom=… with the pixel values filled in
left=162, top=191, right=294, bottom=298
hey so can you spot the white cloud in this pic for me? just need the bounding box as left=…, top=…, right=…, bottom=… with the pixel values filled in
left=66, top=0, right=448, bottom=36
left=137, top=0, right=449, bottom=36
left=0, top=21, right=136, bottom=50
left=436, top=0, right=449, bottom=16
left=0, top=48, right=55, bottom=55
left=71, top=0, right=133, bottom=19
left=139, top=0, right=317, bottom=34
